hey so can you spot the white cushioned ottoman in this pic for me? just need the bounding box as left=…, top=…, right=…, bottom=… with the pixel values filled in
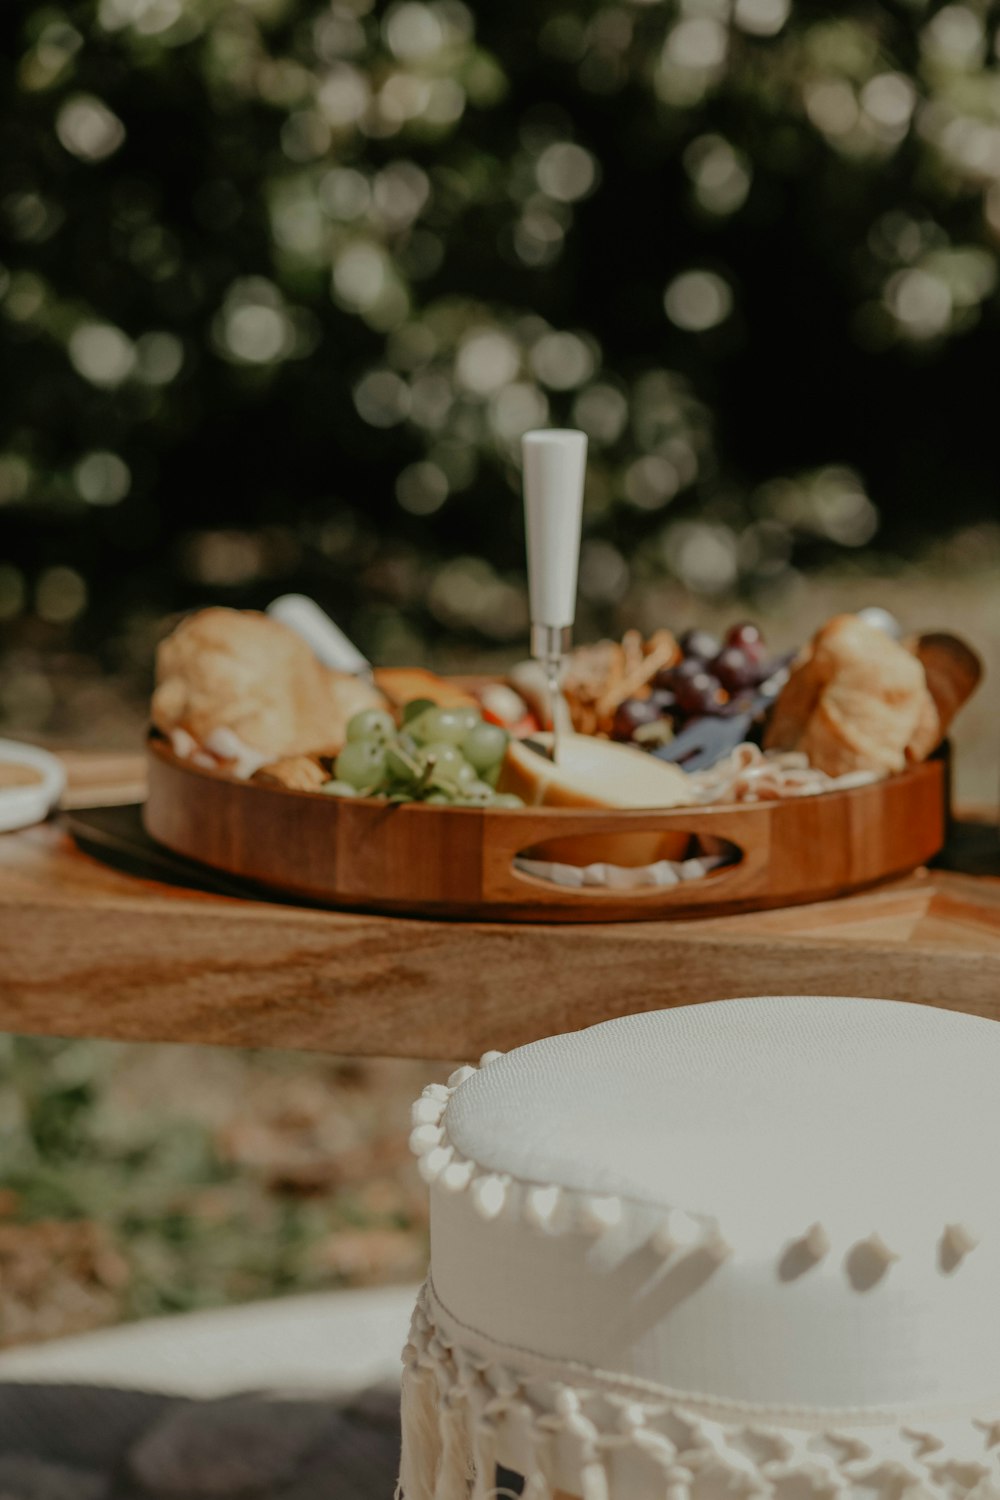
left=400, top=996, right=1000, bottom=1500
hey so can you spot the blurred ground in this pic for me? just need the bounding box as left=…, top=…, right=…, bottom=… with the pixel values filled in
left=0, top=1287, right=415, bottom=1498
left=0, top=1044, right=440, bottom=1351
left=0, top=1286, right=416, bottom=1396
left=0, top=1380, right=402, bottom=1499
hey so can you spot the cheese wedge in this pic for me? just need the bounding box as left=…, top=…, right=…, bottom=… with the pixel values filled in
left=500, top=733, right=696, bottom=867
left=501, top=732, right=695, bottom=809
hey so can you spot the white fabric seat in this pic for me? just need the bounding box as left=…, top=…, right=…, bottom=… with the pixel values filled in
left=399, top=996, right=1000, bottom=1500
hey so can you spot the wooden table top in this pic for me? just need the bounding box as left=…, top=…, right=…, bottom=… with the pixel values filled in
left=1, top=753, right=998, bottom=1061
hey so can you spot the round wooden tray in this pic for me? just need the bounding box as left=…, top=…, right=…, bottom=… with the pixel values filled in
left=143, top=736, right=947, bottom=923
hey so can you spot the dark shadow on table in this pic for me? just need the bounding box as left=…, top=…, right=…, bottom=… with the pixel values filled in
left=937, top=813, right=1000, bottom=877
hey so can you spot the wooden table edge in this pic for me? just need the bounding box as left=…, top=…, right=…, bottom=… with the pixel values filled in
left=0, top=752, right=995, bottom=1059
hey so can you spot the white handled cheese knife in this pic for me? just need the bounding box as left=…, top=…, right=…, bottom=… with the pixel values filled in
left=522, top=428, right=587, bottom=763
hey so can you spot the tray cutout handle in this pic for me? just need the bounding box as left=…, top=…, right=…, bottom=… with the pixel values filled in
left=512, top=829, right=743, bottom=897
left=480, top=804, right=770, bottom=907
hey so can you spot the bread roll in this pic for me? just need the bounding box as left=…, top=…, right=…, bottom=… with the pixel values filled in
left=765, top=614, right=937, bottom=777
left=153, top=608, right=385, bottom=771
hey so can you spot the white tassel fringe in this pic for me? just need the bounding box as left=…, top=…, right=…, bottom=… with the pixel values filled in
left=398, top=1284, right=1000, bottom=1500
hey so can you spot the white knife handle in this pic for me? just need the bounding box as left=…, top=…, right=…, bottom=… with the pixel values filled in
left=522, top=429, right=587, bottom=658
left=267, top=594, right=372, bottom=676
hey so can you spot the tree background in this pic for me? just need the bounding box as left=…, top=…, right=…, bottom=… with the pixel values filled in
left=1, top=0, right=998, bottom=740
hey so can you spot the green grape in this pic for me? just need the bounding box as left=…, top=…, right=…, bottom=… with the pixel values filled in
left=327, top=711, right=508, bottom=806
left=386, top=736, right=420, bottom=784
left=459, top=778, right=495, bottom=805
left=462, top=720, right=509, bottom=774
left=335, top=739, right=388, bottom=792
left=423, top=741, right=464, bottom=773
left=409, top=745, right=461, bottom=795
left=346, top=708, right=396, bottom=744
left=451, top=759, right=478, bottom=788
left=451, top=706, right=482, bottom=734
left=405, top=710, right=434, bottom=745
left=402, top=697, right=436, bottom=725
left=491, top=793, right=524, bottom=809
left=409, top=706, right=468, bottom=746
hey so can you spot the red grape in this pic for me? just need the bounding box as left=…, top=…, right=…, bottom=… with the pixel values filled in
left=665, top=657, right=707, bottom=687
left=673, top=670, right=725, bottom=716
left=679, top=628, right=721, bottom=663
left=650, top=687, right=678, bottom=715
left=726, top=621, right=764, bottom=654
left=654, top=658, right=701, bottom=692
left=611, top=697, right=662, bottom=741
left=712, top=646, right=759, bottom=693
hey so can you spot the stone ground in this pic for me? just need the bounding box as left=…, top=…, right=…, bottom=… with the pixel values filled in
left=0, top=1383, right=402, bottom=1499
left=0, top=1385, right=527, bottom=1499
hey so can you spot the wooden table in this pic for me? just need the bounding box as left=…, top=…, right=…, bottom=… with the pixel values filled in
left=0, top=754, right=998, bottom=1061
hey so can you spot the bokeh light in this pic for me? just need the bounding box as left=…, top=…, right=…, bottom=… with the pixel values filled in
left=56, top=96, right=125, bottom=162
left=664, top=271, right=733, bottom=331
left=36, top=566, right=88, bottom=624
left=74, top=452, right=131, bottom=506
left=68, top=324, right=136, bottom=387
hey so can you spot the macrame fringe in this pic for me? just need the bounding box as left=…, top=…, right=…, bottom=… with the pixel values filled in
left=438, top=1390, right=475, bottom=1500
left=400, top=1339, right=557, bottom=1500
left=399, top=1347, right=445, bottom=1500
left=398, top=1284, right=1000, bottom=1500
left=470, top=1417, right=499, bottom=1500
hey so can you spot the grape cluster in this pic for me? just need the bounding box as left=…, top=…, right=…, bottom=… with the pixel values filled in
left=324, top=701, right=523, bottom=808
left=611, top=623, right=777, bottom=744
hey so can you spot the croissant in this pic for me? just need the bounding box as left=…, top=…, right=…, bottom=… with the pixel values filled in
left=153, top=608, right=385, bottom=775
left=764, top=614, right=939, bottom=777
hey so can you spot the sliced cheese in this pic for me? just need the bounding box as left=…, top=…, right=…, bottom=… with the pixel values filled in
left=500, top=732, right=696, bottom=810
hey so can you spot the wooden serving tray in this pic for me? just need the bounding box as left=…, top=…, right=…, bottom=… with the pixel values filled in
left=143, top=736, right=947, bottom=923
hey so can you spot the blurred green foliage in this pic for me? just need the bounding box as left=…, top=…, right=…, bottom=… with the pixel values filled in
left=2, top=0, right=1000, bottom=740
left=0, top=1035, right=427, bottom=1339
left=0, top=1036, right=312, bottom=1319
